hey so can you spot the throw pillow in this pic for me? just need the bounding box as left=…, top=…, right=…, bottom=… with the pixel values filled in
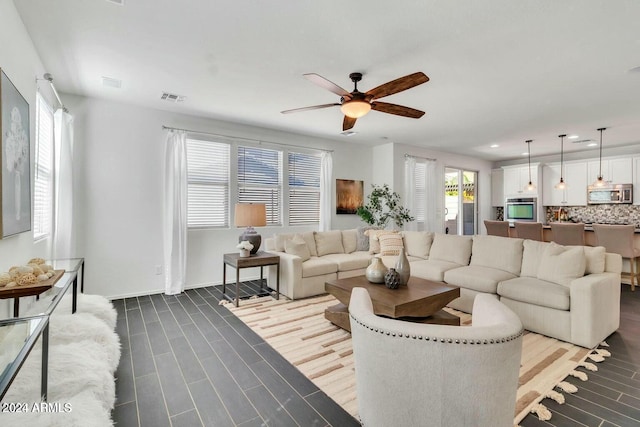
left=356, top=226, right=379, bottom=251
left=378, top=233, right=404, bottom=256
left=520, top=240, right=550, bottom=278
left=401, top=231, right=433, bottom=258
left=365, top=229, right=397, bottom=254
left=273, top=233, right=295, bottom=252
left=314, top=231, right=345, bottom=256
left=428, top=234, right=473, bottom=266
left=470, top=235, right=524, bottom=275
left=342, top=229, right=358, bottom=254
left=537, top=242, right=586, bottom=286
left=284, top=235, right=311, bottom=262
left=578, top=245, right=606, bottom=275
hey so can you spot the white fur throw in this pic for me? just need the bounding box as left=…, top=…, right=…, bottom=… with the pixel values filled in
left=27, top=293, right=117, bottom=331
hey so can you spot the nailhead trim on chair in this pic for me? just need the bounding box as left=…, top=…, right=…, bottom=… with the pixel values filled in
left=349, top=314, right=525, bottom=344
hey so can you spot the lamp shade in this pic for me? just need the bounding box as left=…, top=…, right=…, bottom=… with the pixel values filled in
left=235, top=203, right=266, bottom=227
left=340, top=100, right=371, bottom=118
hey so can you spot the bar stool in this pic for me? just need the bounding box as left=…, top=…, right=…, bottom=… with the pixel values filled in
left=550, top=222, right=585, bottom=246
left=484, top=220, right=510, bottom=237
left=514, top=222, right=543, bottom=241
left=593, top=224, right=640, bottom=291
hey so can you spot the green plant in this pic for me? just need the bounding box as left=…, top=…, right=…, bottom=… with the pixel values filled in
left=356, top=184, right=414, bottom=228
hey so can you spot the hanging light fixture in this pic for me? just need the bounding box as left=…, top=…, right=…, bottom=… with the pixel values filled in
left=555, top=134, right=567, bottom=190
left=524, top=139, right=536, bottom=192
left=593, top=128, right=607, bottom=187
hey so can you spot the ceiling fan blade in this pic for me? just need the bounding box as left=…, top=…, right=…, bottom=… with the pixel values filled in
left=304, top=73, right=351, bottom=97
left=366, top=72, right=429, bottom=100
left=343, top=116, right=357, bottom=131
left=281, top=103, right=340, bottom=114
left=371, top=102, right=425, bottom=118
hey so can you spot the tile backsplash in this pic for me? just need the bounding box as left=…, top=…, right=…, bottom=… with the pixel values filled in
left=545, top=205, right=640, bottom=227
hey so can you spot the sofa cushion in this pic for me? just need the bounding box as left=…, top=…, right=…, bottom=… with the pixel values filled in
left=323, top=252, right=371, bottom=271
left=284, top=235, right=311, bottom=262
left=366, top=230, right=398, bottom=254
left=497, top=277, right=570, bottom=311
left=428, top=234, right=473, bottom=266
left=378, top=233, right=404, bottom=256
left=409, top=259, right=462, bottom=282
left=356, top=226, right=379, bottom=251
left=342, top=229, right=358, bottom=254
left=520, top=240, right=550, bottom=278
left=580, top=245, right=606, bottom=274
left=470, top=235, right=524, bottom=275
left=301, top=231, right=318, bottom=257
left=274, top=232, right=317, bottom=256
left=444, top=265, right=517, bottom=294
left=301, top=257, right=338, bottom=278
left=314, top=231, right=345, bottom=256
left=537, top=242, right=586, bottom=287
left=273, top=233, right=295, bottom=252
left=401, top=231, right=433, bottom=259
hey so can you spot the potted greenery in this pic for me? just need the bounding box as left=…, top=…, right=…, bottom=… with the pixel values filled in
left=356, top=184, right=414, bottom=229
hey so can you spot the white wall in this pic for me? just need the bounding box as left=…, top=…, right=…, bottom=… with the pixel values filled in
left=66, top=95, right=372, bottom=299
left=0, top=0, right=54, bottom=318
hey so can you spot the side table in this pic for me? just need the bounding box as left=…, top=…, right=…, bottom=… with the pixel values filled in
left=222, top=252, right=280, bottom=307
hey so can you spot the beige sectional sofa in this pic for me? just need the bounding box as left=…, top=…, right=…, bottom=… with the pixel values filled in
left=265, top=230, right=622, bottom=348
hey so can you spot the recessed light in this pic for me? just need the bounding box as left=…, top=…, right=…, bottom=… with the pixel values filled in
left=568, top=135, right=579, bottom=140
left=490, top=144, right=499, bottom=148
left=101, top=76, right=122, bottom=88
left=587, top=142, right=598, bottom=147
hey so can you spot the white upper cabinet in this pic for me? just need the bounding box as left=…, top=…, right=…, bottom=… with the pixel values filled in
left=564, top=162, right=588, bottom=206
left=542, top=164, right=563, bottom=206
left=491, top=168, right=504, bottom=207
left=503, top=164, right=539, bottom=197
left=635, top=157, right=640, bottom=205
left=587, top=157, right=633, bottom=184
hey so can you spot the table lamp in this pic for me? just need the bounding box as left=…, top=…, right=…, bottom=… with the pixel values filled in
left=235, top=203, right=267, bottom=255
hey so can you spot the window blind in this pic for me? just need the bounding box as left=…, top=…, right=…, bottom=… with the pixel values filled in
left=288, top=152, right=320, bottom=225
left=238, top=146, right=282, bottom=225
left=33, top=93, right=54, bottom=240
left=186, top=138, right=230, bottom=228
left=414, top=161, right=426, bottom=222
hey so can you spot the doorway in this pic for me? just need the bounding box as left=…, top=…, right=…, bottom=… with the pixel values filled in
left=444, top=168, right=477, bottom=235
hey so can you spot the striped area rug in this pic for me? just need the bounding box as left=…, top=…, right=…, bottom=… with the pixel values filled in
left=226, top=294, right=610, bottom=425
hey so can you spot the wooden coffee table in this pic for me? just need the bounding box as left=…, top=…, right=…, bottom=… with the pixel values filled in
left=325, top=275, right=460, bottom=332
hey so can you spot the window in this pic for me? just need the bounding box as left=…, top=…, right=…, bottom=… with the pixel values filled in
left=33, top=93, right=54, bottom=240
left=186, top=138, right=230, bottom=228
left=288, top=152, right=321, bottom=225
left=237, top=146, right=282, bottom=225
left=414, top=161, right=426, bottom=222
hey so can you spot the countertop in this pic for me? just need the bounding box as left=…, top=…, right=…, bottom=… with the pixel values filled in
left=543, top=223, right=640, bottom=233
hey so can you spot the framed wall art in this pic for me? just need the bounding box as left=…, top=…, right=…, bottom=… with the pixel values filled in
left=0, top=68, right=31, bottom=238
left=336, top=179, right=363, bottom=214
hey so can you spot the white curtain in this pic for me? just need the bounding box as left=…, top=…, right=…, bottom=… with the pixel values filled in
left=319, top=151, right=333, bottom=231
left=424, top=159, right=438, bottom=232
left=163, top=130, right=188, bottom=295
left=53, top=109, right=74, bottom=258
left=404, top=156, right=418, bottom=231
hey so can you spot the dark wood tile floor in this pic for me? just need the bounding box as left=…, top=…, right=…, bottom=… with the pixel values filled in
left=112, top=283, right=640, bottom=427
left=112, top=280, right=359, bottom=427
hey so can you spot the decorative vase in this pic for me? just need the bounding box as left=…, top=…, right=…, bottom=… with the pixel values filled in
left=365, top=257, right=387, bottom=284
left=395, top=247, right=411, bottom=286
left=384, top=268, right=401, bottom=289
left=239, top=249, right=250, bottom=258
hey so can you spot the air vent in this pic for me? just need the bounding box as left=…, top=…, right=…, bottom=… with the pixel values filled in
left=106, top=0, right=124, bottom=5
left=101, top=76, right=122, bottom=88
left=161, top=92, right=186, bottom=103
left=340, top=131, right=357, bottom=136
left=571, top=139, right=593, bottom=144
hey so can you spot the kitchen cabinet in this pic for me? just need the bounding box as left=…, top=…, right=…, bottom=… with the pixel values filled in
left=542, top=164, right=563, bottom=206
left=491, top=168, right=504, bottom=207
left=503, top=164, right=539, bottom=197
left=542, top=161, right=588, bottom=206
left=634, top=157, right=640, bottom=205
left=587, top=158, right=633, bottom=185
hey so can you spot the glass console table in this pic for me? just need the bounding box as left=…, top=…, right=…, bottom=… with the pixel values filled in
left=0, top=315, right=49, bottom=401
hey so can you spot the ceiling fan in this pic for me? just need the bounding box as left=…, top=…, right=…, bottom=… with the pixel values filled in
left=281, top=72, right=429, bottom=131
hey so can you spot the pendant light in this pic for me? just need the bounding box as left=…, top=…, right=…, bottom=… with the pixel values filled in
left=593, top=128, right=606, bottom=187
left=555, top=134, right=567, bottom=190
left=524, top=139, right=536, bottom=192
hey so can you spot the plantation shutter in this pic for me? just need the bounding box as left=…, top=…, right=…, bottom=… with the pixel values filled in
left=238, top=146, right=282, bottom=226
left=186, top=138, right=229, bottom=228
left=288, top=152, right=321, bottom=225
left=33, top=93, right=54, bottom=240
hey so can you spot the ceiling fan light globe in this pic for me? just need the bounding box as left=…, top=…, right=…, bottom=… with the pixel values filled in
left=341, top=100, right=371, bottom=118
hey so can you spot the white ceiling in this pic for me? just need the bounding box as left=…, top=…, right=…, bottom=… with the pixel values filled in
left=13, top=0, right=640, bottom=161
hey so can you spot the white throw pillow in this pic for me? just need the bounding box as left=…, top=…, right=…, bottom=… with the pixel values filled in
left=284, top=235, right=311, bottom=261
left=378, top=233, right=404, bottom=256
left=537, top=242, right=586, bottom=286
left=470, top=235, right=524, bottom=275
left=273, top=233, right=295, bottom=252
left=342, top=229, right=358, bottom=254
left=428, top=234, right=473, bottom=266
left=314, top=231, right=345, bottom=256
left=401, top=231, right=433, bottom=258
left=520, top=240, right=550, bottom=278
left=577, top=245, right=606, bottom=275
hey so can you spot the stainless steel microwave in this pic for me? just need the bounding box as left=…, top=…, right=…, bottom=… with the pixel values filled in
left=587, top=184, right=633, bottom=204
left=505, top=197, right=537, bottom=223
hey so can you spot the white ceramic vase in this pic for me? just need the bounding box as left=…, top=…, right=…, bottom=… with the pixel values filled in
left=239, top=249, right=250, bottom=258
left=365, top=257, right=387, bottom=283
